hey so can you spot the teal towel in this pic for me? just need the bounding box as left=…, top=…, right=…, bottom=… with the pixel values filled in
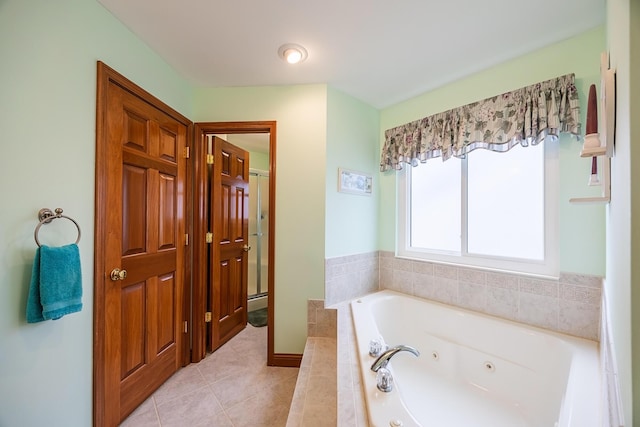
left=26, top=244, right=83, bottom=323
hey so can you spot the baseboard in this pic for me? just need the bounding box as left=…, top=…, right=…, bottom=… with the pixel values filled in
left=270, top=353, right=302, bottom=368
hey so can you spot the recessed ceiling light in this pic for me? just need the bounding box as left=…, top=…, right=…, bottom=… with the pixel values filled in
left=278, top=44, right=308, bottom=64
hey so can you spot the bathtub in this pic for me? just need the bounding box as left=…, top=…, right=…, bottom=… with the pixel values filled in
left=351, top=290, right=601, bottom=427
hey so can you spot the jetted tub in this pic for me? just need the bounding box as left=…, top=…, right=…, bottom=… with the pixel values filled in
left=351, top=290, right=601, bottom=427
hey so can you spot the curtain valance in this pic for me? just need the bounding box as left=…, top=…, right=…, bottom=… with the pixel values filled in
left=380, top=73, right=580, bottom=171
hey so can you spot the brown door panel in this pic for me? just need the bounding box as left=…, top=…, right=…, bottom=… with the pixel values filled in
left=210, top=137, right=249, bottom=351
left=94, top=62, right=189, bottom=426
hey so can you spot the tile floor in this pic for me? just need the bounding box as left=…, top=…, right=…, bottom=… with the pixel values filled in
left=120, top=325, right=299, bottom=427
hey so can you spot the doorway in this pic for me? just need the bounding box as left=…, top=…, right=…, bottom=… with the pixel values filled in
left=192, top=122, right=277, bottom=365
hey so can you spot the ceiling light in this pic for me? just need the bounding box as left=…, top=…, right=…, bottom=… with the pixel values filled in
left=278, top=44, right=308, bottom=64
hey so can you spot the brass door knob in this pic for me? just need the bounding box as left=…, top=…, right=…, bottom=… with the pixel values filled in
left=110, top=268, right=127, bottom=281
left=243, top=245, right=251, bottom=252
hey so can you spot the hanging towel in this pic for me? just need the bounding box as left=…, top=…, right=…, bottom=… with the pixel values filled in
left=26, top=243, right=82, bottom=323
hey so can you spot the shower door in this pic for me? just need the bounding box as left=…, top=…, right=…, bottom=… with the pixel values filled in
left=248, top=171, right=269, bottom=299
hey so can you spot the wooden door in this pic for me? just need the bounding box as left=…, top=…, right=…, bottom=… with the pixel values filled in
left=210, top=136, right=250, bottom=351
left=94, top=62, right=189, bottom=426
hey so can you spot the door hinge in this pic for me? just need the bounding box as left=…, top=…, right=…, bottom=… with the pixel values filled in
left=184, top=233, right=189, bottom=246
left=206, top=153, right=214, bottom=165
left=205, top=232, right=213, bottom=243
left=183, top=320, right=188, bottom=333
left=183, top=146, right=190, bottom=159
left=205, top=312, right=212, bottom=323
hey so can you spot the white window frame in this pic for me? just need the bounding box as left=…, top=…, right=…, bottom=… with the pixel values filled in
left=397, top=141, right=559, bottom=278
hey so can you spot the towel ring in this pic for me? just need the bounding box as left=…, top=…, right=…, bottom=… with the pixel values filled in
left=34, top=208, right=81, bottom=247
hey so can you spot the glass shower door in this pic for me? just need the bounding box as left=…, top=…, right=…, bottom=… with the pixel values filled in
left=248, top=171, right=269, bottom=299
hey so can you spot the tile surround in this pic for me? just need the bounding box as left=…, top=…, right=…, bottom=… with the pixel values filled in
left=324, top=252, right=379, bottom=307
left=286, top=337, right=338, bottom=427
left=377, top=251, right=602, bottom=341
left=327, top=251, right=602, bottom=341
left=307, top=299, right=337, bottom=338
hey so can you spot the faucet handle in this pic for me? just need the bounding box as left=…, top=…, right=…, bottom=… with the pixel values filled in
left=369, top=338, right=386, bottom=357
left=376, top=367, right=393, bottom=392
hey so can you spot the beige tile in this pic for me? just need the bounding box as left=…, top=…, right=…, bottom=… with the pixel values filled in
left=560, top=283, right=601, bottom=305
left=199, top=415, right=235, bottom=427
left=379, top=267, right=393, bottom=288
left=197, top=347, right=256, bottom=384
left=312, top=337, right=337, bottom=356
left=209, top=366, right=269, bottom=409
left=226, top=388, right=291, bottom=427
left=558, top=299, right=601, bottom=341
left=390, top=269, right=414, bottom=294
left=518, top=292, right=558, bottom=330
left=315, top=309, right=337, bottom=338
left=119, top=396, right=159, bottom=427
left=379, top=256, right=393, bottom=269
left=285, top=410, right=304, bottom=427
left=559, top=272, right=603, bottom=288
left=413, top=271, right=433, bottom=293
left=306, top=374, right=338, bottom=408
left=458, top=267, right=486, bottom=285
left=485, top=284, right=518, bottom=320
left=337, top=390, right=357, bottom=427
left=430, top=277, right=457, bottom=304
left=308, top=300, right=318, bottom=325
left=307, top=323, right=318, bottom=337
left=519, top=277, right=559, bottom=297
left=458, top=281, right=486, bottom=312
left=301, top=404, right=337, bottom=427
left=485, top=271, right=519, bottom=290
left=274, top=371, right=300, bottom=402
left=413, top=276, right=435, bottom=301
left=433, top=264, right=457, bottom=280
left=409, top=260, right=430, bottom=275
left=136, top=324, right=298, bottom=427
left=152, top=363, right=208, bottom=405
left=155, top=385, right=224, bottom=427
left=393, top=257, right=413, bottom=272
left=289, top=365, right=309, bottom=406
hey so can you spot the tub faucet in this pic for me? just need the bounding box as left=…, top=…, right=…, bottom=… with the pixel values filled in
left=370, top=345, right=420, bottom=372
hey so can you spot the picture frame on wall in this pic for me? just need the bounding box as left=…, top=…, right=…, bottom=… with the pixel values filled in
left=338, top=168, right=372, bottom=196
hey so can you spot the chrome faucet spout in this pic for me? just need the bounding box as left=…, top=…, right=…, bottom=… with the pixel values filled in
left=370, top=345, right=420, bottom=372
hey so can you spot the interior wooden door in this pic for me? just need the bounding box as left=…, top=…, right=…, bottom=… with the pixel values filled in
left=210, top=136, right=250, bottom=351
left=94, top=62, right=189, bottom=426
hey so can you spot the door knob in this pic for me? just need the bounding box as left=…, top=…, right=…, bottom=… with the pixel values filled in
left=110, top=268, right=127, bottom=281
left=243, top=245, right=251, bottom=252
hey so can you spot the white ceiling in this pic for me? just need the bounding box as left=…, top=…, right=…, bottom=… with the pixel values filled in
left=97, top=0, right=604, bottom=109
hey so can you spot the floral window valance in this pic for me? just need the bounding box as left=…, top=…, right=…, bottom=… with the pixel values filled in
left=380, top=73, right=580, bottom=171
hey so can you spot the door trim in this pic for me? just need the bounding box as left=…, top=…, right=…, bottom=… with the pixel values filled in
left=94, top=61, right=192, bottom=426
left=192, top=122, right=281, bottom=365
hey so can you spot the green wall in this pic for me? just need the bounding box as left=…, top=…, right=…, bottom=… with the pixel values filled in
left=192, top=85, right=328, bottom=354
left=379, top=26, right=606, bottom=277
left=0, top=1, right=193, bottom=426
left=325, top=87, right=380, bottom=257
left=249, top=151, right=270, bottom=172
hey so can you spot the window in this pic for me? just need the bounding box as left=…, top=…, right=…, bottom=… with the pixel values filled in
left=398, top=142, right=558, bottom=277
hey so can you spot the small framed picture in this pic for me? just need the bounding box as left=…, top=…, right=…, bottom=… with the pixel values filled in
left=338, top=168, right=372, bottom=196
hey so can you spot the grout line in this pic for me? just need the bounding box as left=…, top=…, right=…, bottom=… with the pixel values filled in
left=152, top=395, right=161, bottom=427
